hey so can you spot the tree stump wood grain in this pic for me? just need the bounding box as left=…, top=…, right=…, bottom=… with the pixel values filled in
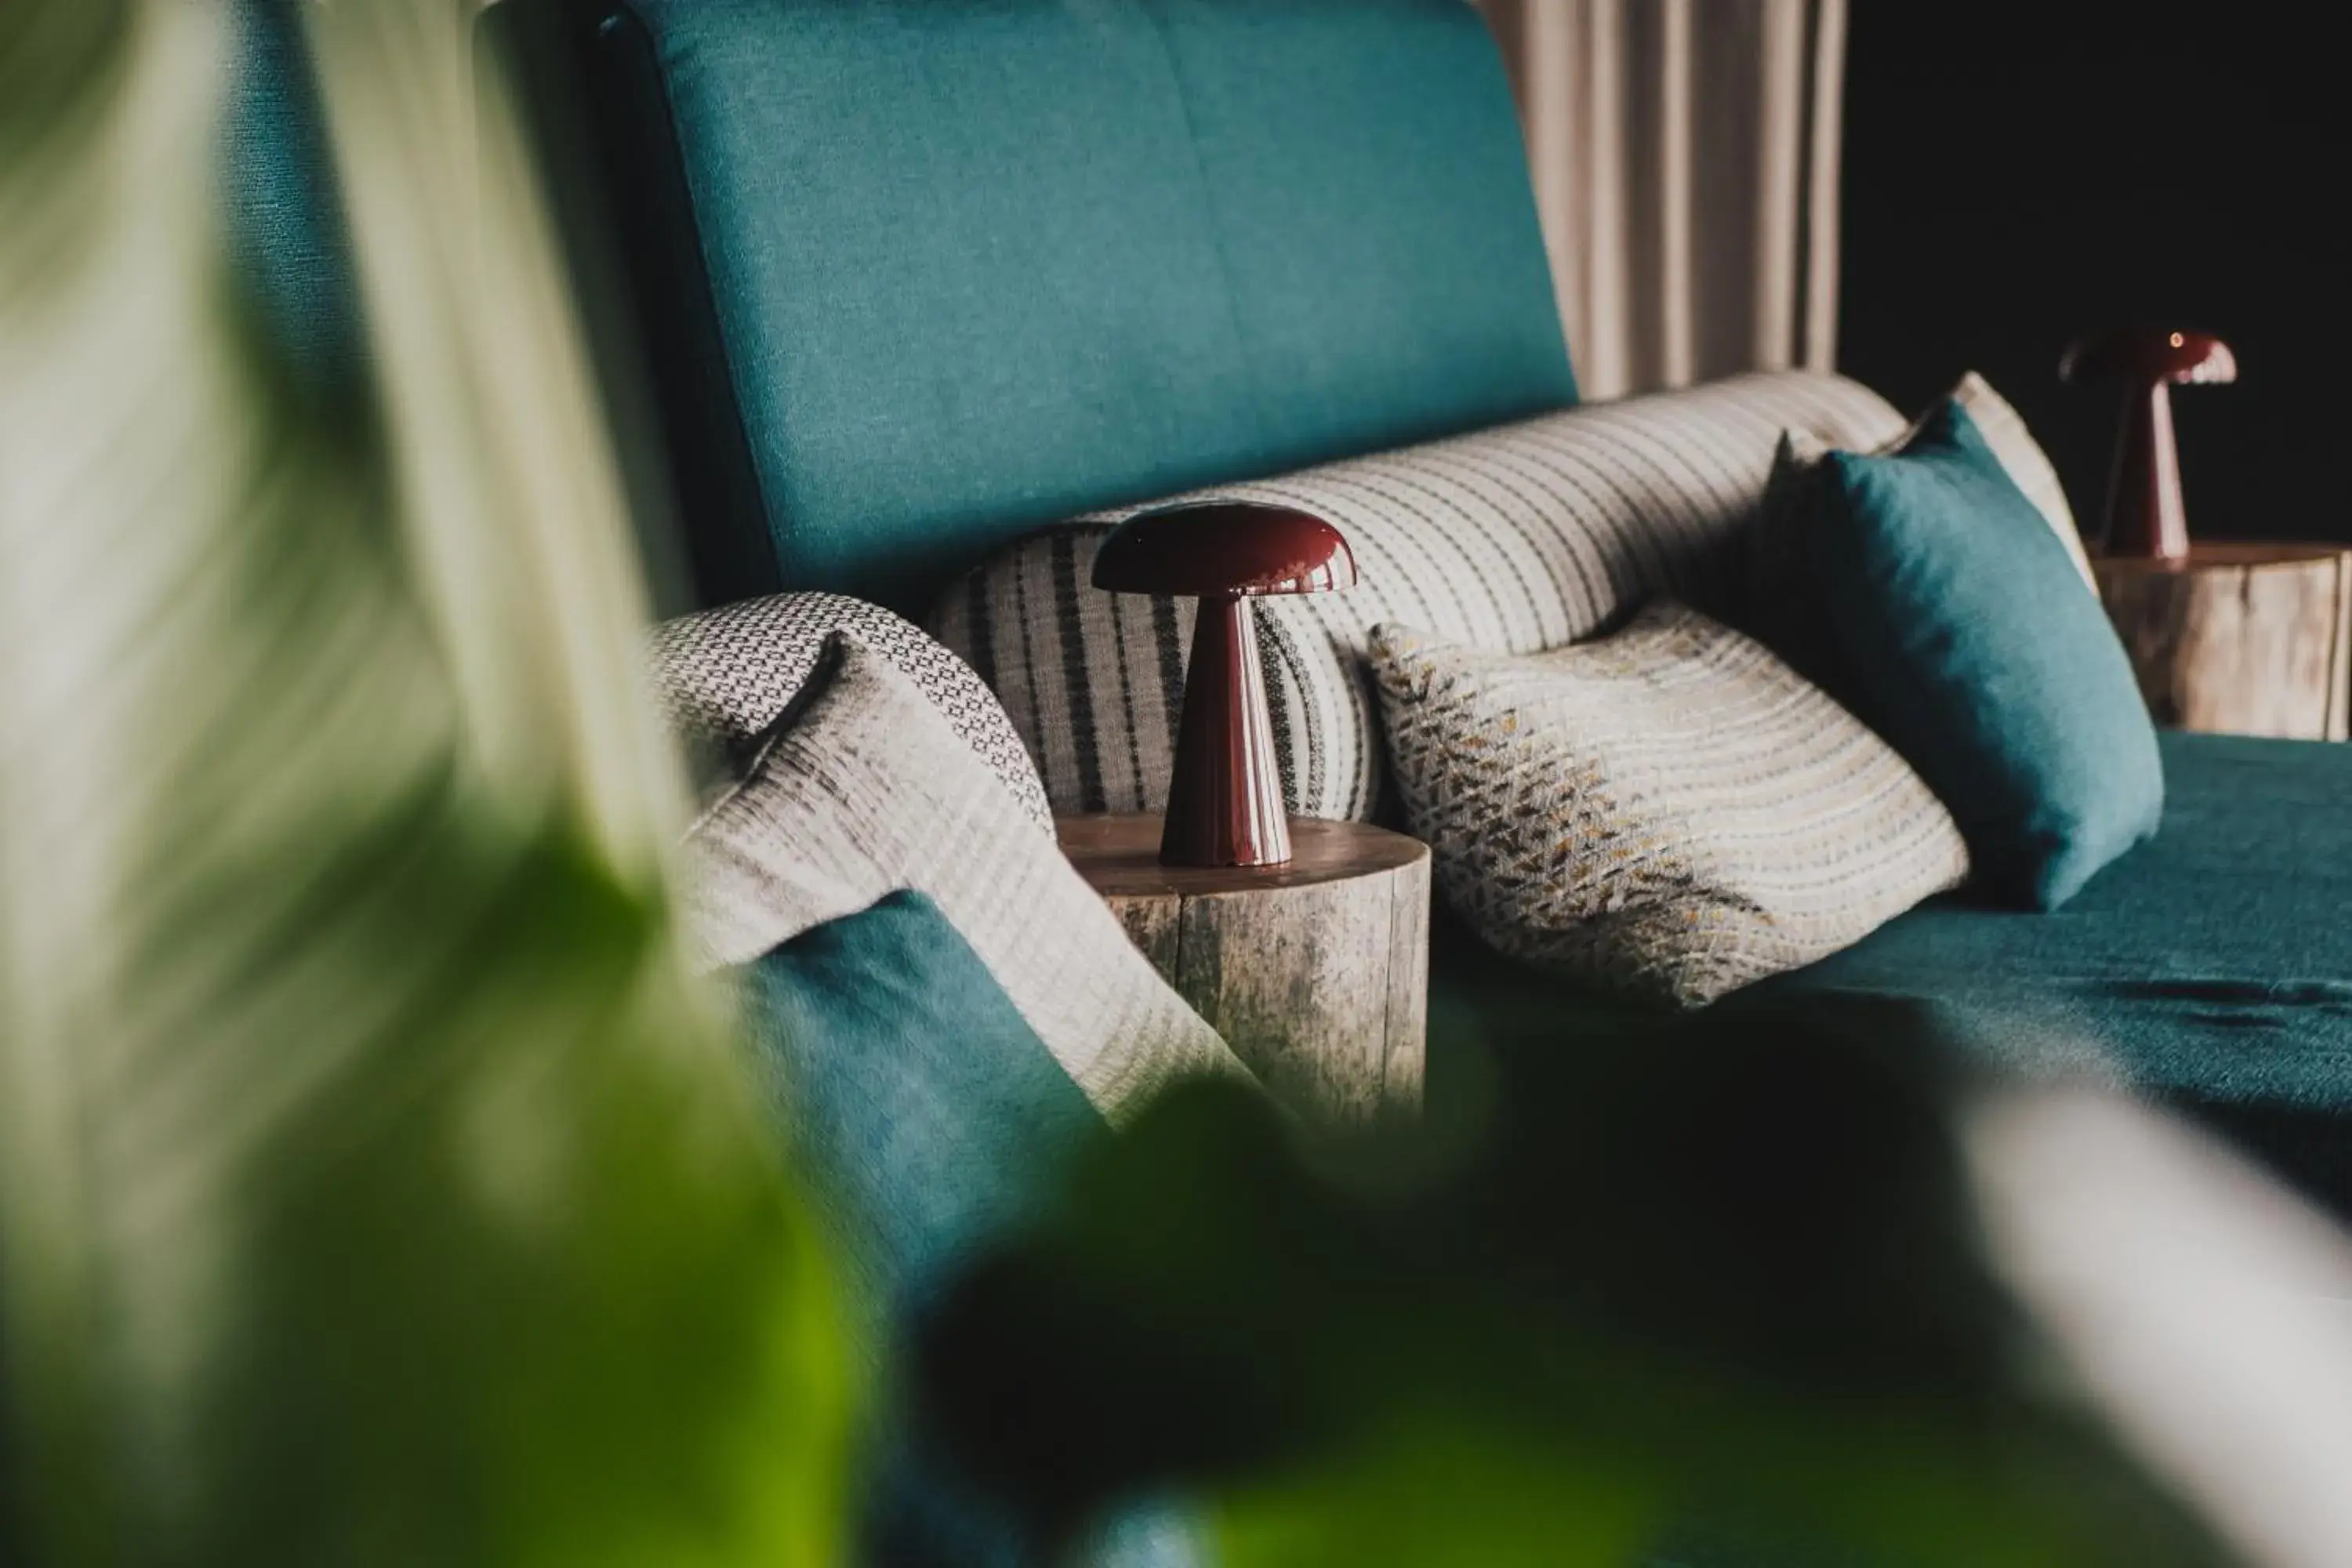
left=2094, top=543, right=2352, bottom=742
left=1058, top=814, right=1430, bottom=1126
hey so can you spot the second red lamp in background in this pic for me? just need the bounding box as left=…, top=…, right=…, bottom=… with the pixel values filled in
left=2062, top=326, right=2237, bottom=561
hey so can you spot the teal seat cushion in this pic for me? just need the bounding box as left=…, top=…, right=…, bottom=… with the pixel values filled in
left=574, top=0, right=1575, bottom=613
left=1808, top=400, right=2162, bottom=909
left=1759, top=731, right=2352, bottom=1210
left=1433, top=733, right=2352, bottom=1220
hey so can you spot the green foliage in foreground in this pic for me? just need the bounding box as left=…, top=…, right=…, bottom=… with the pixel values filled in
left=0, top=6, right=2245, bottom=1568
left=917, top=1003, right=2233, bottom=1568
left=0, top=4, right=848, bottom=1563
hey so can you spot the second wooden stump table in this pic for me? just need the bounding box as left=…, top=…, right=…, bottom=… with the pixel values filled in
left=1059, top=814, right=1431, bottom=1127
left=2094, top=543, right=2352, bottom=740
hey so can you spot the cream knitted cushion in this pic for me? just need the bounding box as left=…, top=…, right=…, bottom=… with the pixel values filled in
left=1369, top=601, right=1971, bottom=1007
left=679, top=636, right=1247, bottom=1120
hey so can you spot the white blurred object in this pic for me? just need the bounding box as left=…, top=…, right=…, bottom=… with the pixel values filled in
left=1969, top=1087, right=2352, bottom=1568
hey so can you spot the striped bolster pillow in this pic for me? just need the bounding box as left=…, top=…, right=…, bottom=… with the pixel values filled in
left=928, top=370, right=1907, bottom=823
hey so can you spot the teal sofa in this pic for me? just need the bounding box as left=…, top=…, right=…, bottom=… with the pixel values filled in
left=194, top=2, right=2349, bottom=1562
left=523, top=0, right=2352, bottom=1219
left=226, top=0, right=2352, bottom=1210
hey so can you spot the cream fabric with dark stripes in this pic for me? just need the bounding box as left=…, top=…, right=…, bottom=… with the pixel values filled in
left=930, top=370, right=1906, bottom=822
left=1370, top=602, right=1970, bottom=1007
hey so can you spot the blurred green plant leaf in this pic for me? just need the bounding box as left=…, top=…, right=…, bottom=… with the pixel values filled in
left=0, top=3, right=849, bottom=1564
left=1213, top=1414, right=1663, bottom=1568
left=920, top=1007, right=2238, bottom=1568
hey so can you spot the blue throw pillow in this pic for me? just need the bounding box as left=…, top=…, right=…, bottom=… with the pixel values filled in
left=743, top=890, right=1101, bottom=1566
left=740, top=887, right=1105, bottom=1319
left=741, top=891, right=1204, bottom=1568
left=1809, top=400, right=2162, bottom=909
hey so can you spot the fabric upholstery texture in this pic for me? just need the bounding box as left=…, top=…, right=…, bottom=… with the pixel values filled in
left=1760, top=731, right=2352, bottom=1217
left=681, top=637, right=1245, bottom=1120
left=577, top=0, right=1575, bottom=615
left=1370, top=602, right=1969, bottom=1007
left=1425, top=731, right=2352, bottom=1219
left=648, top=590, right=1051, bottom=829
left=742, top=898, right=1206, bottom=1567
left=741, top=890, right=1102, bottom=1315
left=932, top=370, right=1904, bottom=822
left=1939, top=372, right=2095, bottom=583
left=1805, top=400, right=2163, bottom=910
left=223, top=0, right=366, bottom=394
left=1746, top=372, right=2094, bottom=684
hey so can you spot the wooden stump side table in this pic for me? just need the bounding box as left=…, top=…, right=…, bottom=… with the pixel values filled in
left=2092, top=543, right=2352, bottom=741
left=1058, top=814, right=1431, bottom=1127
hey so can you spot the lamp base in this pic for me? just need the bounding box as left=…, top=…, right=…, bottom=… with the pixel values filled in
left=1160, top=593, right=1291, bottom=867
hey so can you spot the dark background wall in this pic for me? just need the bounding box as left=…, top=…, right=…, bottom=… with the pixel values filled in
left=1838, top=3, right=2345, bottom=545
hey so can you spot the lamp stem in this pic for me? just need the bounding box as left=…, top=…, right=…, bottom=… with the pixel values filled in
left=2105, top=379, right=2190, bottom=560
left=1161, top=593, right=1290, bottom=867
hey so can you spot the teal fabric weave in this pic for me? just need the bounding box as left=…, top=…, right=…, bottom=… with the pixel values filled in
left=1433, top=733, right=2352, bottom=1219
left=223, top=0, right=367, bottom=395
left=742, top=890, right=1103, bottom=1315
left=1809, top=401, right=2162, bottom=909
left=579, top=0, right=1577, bottom=613
left=742, top=891, right=1189, bottom=1567
left=1761, top=731, right=2352, bottom=1208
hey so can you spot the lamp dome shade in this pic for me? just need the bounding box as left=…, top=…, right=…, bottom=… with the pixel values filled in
left=2061, top=328, right=2237, bottom=387
left=1091, top=502, right=1357, bottom=598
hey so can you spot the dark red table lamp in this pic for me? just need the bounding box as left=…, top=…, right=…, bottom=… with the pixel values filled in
left=1091, top=502, right=1356, bottom=868
left=2060, top=327, right=2237, bottom=561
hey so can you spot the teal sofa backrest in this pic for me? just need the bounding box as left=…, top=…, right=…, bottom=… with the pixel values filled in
left=571, top=0, right=1577, bottom=615
left=223, top=0, right=367, bottom=398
